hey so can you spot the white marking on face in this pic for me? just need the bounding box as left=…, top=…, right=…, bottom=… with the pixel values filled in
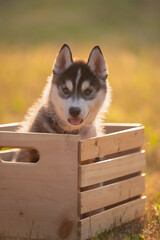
left=66, top=97, right=88, bottom=119
left=75, top=68, right=81, bottom=90
left=81, top=80, right=90, bottom=92
left=66, top=80, right=73, bottom=91
left=50, top=80, right=107, bottom=131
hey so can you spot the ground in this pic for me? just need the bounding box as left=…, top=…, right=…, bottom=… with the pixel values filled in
left=93, top=171, right=160, bottom=240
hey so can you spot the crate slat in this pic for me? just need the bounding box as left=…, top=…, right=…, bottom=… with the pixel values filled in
left=0, top=122, right=20, bottom=131
left=80, top=151, right=145, bottom=188
left=80, top=174, right=145, bottom=214
left=79, top=126, right=144, bottom=162
left=0, top=131, right=77, bottom=152
left=80, top=197, right=146, bottom=240
left=102, top=123, right=142, bottom=134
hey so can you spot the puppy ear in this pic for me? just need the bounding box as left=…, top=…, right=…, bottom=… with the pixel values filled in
left=53, top=44, right=73, bottom=74
left=88, top=46, right=108, bottom=80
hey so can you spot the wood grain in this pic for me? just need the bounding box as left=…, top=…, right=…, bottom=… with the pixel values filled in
left=0, top=131, right=80, bottom=240
left=80, top=197, right=146, bottom=240
left=79, top=126, right=144, bottom=162
left=80, top=174, right=145, bottom=214
left=80, top=151, right=145, bottom=187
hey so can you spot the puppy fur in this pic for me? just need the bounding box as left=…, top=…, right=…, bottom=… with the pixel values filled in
left=16, top=44, right=111, bottom=162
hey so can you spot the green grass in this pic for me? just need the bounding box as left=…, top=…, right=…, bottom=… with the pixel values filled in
left=88, top=172, right=160, bottom=240
left=0, top=0, right=160, bottom=239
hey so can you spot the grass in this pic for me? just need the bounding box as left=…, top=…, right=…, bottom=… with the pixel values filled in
left=90, top=172, right=160, bottom=240
left=0, top=0, right=160, bottom=239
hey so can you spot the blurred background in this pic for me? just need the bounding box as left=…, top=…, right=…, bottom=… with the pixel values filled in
left=0, top=0, right=160, bottom=170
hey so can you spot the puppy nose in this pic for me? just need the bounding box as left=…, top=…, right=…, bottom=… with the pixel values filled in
left=69, top=107, right=81, bottom=118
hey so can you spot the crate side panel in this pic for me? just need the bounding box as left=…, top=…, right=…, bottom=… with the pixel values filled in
left=0, top=133, right=79, bottom=240
left=0, top=122, right=20, bottom=131
left=80, top=174, right=145, bottom=214
left=102, top=123, right=142, bottom=134
left=80, top=126, right=144, bottom=162
left=0, top=131, right=73, bottom=150
left=80, top=151, right=145, bottom=187
left=80, top=197, right=146, bottom=240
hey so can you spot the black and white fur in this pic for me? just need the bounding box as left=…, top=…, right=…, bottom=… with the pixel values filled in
left=16, top=44, right=111, bottom=162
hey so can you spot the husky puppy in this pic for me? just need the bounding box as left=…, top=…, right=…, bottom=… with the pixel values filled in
left=16, top=44, right=111, bottom=162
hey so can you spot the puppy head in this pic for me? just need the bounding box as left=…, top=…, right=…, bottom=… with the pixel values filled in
left=51, top=44, right=109, bottom=131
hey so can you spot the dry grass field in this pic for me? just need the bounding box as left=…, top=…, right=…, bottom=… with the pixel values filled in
left=0, top=0, right=160, bottom=239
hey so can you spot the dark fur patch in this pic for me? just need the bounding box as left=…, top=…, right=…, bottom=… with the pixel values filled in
left=53, top=61, right=107, bottom=100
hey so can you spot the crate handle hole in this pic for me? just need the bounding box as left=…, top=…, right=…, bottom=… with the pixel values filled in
left=0, top=147, right=40, bottom=163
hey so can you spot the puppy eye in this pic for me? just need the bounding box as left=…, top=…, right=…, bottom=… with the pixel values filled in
left=84, top=88, right=92, bottom=96
left=63, top=87, right=70, bottom=95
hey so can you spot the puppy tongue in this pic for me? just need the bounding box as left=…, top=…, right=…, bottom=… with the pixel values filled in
left=70, top=119, right=81, bottom=125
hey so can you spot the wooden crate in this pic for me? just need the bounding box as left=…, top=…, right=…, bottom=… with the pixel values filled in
left=0, top=123, right=146, bottom=240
